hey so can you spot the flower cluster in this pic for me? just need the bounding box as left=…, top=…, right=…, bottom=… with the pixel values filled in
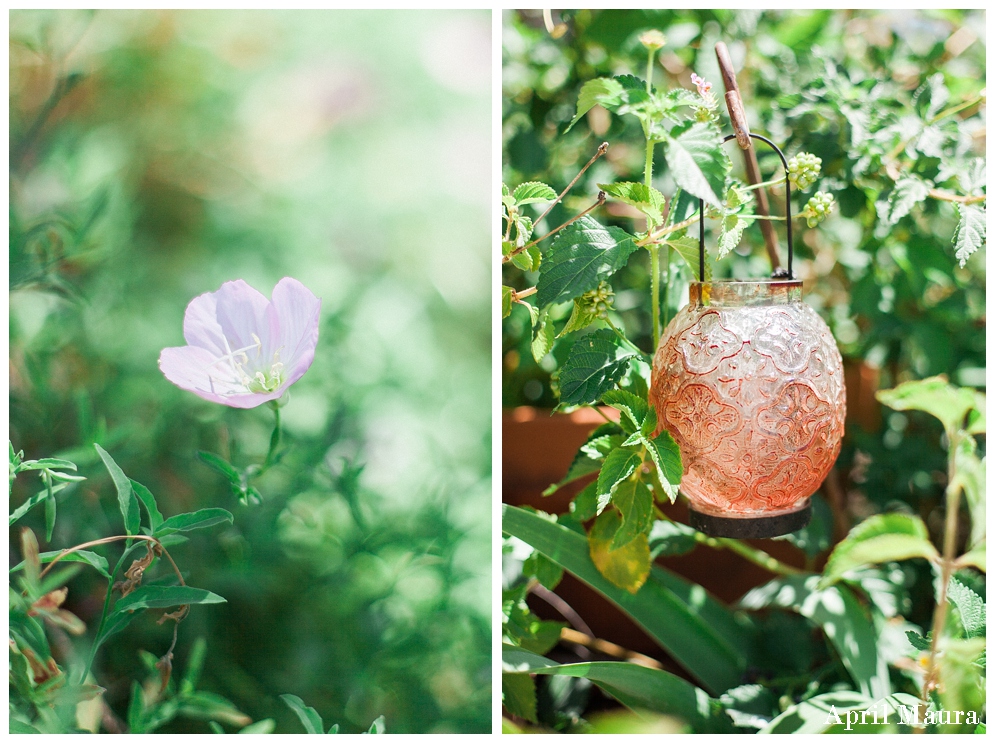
left=638, top=30, right=667, bottom=52
left=802, top=191, right=835, bottom=227
left=788, top=152, right=822, bottom=190
left=690, top=72, right=718, bottom=122
left=579, top=281, right=615, bottom=320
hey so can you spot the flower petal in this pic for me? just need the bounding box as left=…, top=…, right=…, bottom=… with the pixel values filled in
left=213, top=280, right=279, bottom=360
left=182, top=290, right=227, bottom=356
left=159, top=345, right=282, bottom=409
left=271, top=277, right=321, bottom=374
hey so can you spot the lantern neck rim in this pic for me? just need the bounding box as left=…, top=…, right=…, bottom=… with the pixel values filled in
left=689, top=279, right=802, bottom=307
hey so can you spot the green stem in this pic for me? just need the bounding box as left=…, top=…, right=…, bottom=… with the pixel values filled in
left=649, top=244, right=661, bottom=348
left=643, top=138, right=654, bottom=190
left=661, top=245, right=672, bottom=330
left=82, top=544, right=139, bottom=682
left=714, top=536, right=803, bottom=576
left=739, top=176, right=786, bottom=193
left=263, top=402, right=281, bottom=470
left=605, top=317, right=649, bottom=360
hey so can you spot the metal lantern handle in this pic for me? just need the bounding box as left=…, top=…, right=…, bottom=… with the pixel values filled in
left=698, top=133, right=793, bottom=280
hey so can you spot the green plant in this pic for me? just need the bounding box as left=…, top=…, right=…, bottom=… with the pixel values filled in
left=502, top=9, right=985, bottom=733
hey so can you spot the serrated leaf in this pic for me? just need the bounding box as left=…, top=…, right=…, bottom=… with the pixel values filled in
left=598, top=181, right=666, bottom=225
left=569, top=480, right=600, bottom=522
left=885, top=176, right=931, bottom=225
left=595, top=448, right=641, bottom=513
left=510, top=246, right=539, bottom=272
left=281, top=694, right=324, bottom=734
left=154, top=508, right=233, bottom=537
left=953, top=204, right=985, bottom=267
left=644, top=429, right=682, bottom=503
left=530, top=309, right=554, bottom=363
left=667, top=235, right=711, bottom=281
left=589, top=509, right=651, bottom=593
left=906, top=629, right=931, bottom=652
left=913, top=72, right=949, bottom=121
left=536, top=217, right=639, bottom=310
left=717, top=214, right=747, bottom=259
left=501, top=285, right=514, bottom=319
left=557, top=329, right=637, bottom=407
left=664, top=122, right=727, bottom=207
left=545, top=427, right=624, bottom=496
left=877, top=376, right=980, bottom=437
left=610, top=479, right=653, bottom=550
left=95, top=444, right=140, bottom=536
left=558, top=299, right=597, bottom=337
left=521, top=300, right=539, bottom=327
left=568, top=77, right=626, bottom=131
left=947, top=578, right=985, bottom=639
left=523, top=549, right=564, bottom=591
left=822, top=513, right=938, bottom=585
left=502, top=672, right=538, bottom=723
left=663, top=87, right=702, bottom=110
left=513, top=181, right=557, bottom=206
left=600, top=389, right=650, bottom=433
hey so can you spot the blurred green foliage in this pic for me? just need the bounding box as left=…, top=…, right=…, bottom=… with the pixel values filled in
left=10, top=9, right=491, bottom=733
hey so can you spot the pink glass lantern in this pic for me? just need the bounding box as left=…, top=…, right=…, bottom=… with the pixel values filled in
left=650, top=134, right=846, bottom=538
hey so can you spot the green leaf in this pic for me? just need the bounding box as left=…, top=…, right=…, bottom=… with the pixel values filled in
left=759, top=691, right=924, bottom=734
left=14, top=457, right=78, bottom=473
left=956, top=543, right=986, bottom=572
left=501, top=285, right=514, bottom=318
left=503, top=645, right=735, bottom=733
left=502, top=672, right=538, bottom=723
left=530, top=310, right=555, bottom=363
left=609, top=479, right=653, bottom=550
left=95, top=444, right=140, bottom=536
left=43, top=492, right=56, bottom=542
left=154, top=508, right=234, bottom=537
left=10, top=549, right=110, bottom=578
left=536, top=217, right=639, bottom=310
left=8, top=482, right=71, bottom=526
left=877, top=376, right=980, bottom=438
left=513, top=181, right=557, bottom=206
left=595, top=448, right=641, bottom=512
left=503, top=504, right=752, bottom=694
left=667, top=235, right=711, bottom=281
left=741, top=574, right=891, bottom=699
left=905, top=629, right=931, bottom=652
left=130, top=480, right=164, bottom=532
left=648, top=519, right=698, bottom=558
left=557, top=298, right=597, bottom=337
left=598, top=181, right=666, bottom=225
left=238, top=719, right=276, bottom=734
left=600, top=389, right=650, bottom=433
left=280, top=694, right=324, bottom=734
left=953, top=437, right=985, bottom=548
left=366, top=715, right=386, bottom=734
left=953, top=204, right=985, bottom=267
left=589, top=509, right=650, bottom=593
left=544, top=425, right=624, bottom=495
left=197, top=451, right=242, bottom=485
left=884, top=176, right=931, bottom=225
left=510, top=244, right=541, bottom=272
left=522, top=549, right=564, bottom=591
left=664, top=122, right=727, bottom=207
left=947, top=578, right=985, bottom=639
left=113, top=585, right=226, bottom=612
left=558, top=329, right=637, bottom=407
left=716, top=214, right=747, bottom=259
left=567, top=77, right=626, bottom=131
left=822, top=513, right=938, bottom=585
left=644, top=429, right=681, bottom=503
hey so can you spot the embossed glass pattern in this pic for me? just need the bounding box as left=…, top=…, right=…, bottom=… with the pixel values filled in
left=650, top=280, right=846, bottom=518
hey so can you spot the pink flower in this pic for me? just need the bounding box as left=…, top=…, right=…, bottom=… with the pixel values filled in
left=690, top=72, right=712, bottom=97
left=159, top=278, right=320, bottom=409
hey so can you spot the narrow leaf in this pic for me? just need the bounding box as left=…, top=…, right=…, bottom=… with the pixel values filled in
left=130, top=480, right=164, bottom=532
left=154, top=508, right=234, bottom=537
left=95, top=444, right=140, bottom=536
left=113, top=585, right=226, bottom=612
left=280, top=694, right=324, bottom=735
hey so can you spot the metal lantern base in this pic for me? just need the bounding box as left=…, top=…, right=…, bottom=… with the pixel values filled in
left=689, top=503, right=811, bottom=539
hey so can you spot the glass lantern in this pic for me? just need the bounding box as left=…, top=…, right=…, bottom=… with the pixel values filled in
left=650, top=135, right=846, bottom=538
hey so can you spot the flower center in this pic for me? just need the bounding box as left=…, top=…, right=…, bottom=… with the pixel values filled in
left=206, top=333, right=284, bottom=396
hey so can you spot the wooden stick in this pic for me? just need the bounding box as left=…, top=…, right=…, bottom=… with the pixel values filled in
left=715, top=42, right=782, bottom=272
